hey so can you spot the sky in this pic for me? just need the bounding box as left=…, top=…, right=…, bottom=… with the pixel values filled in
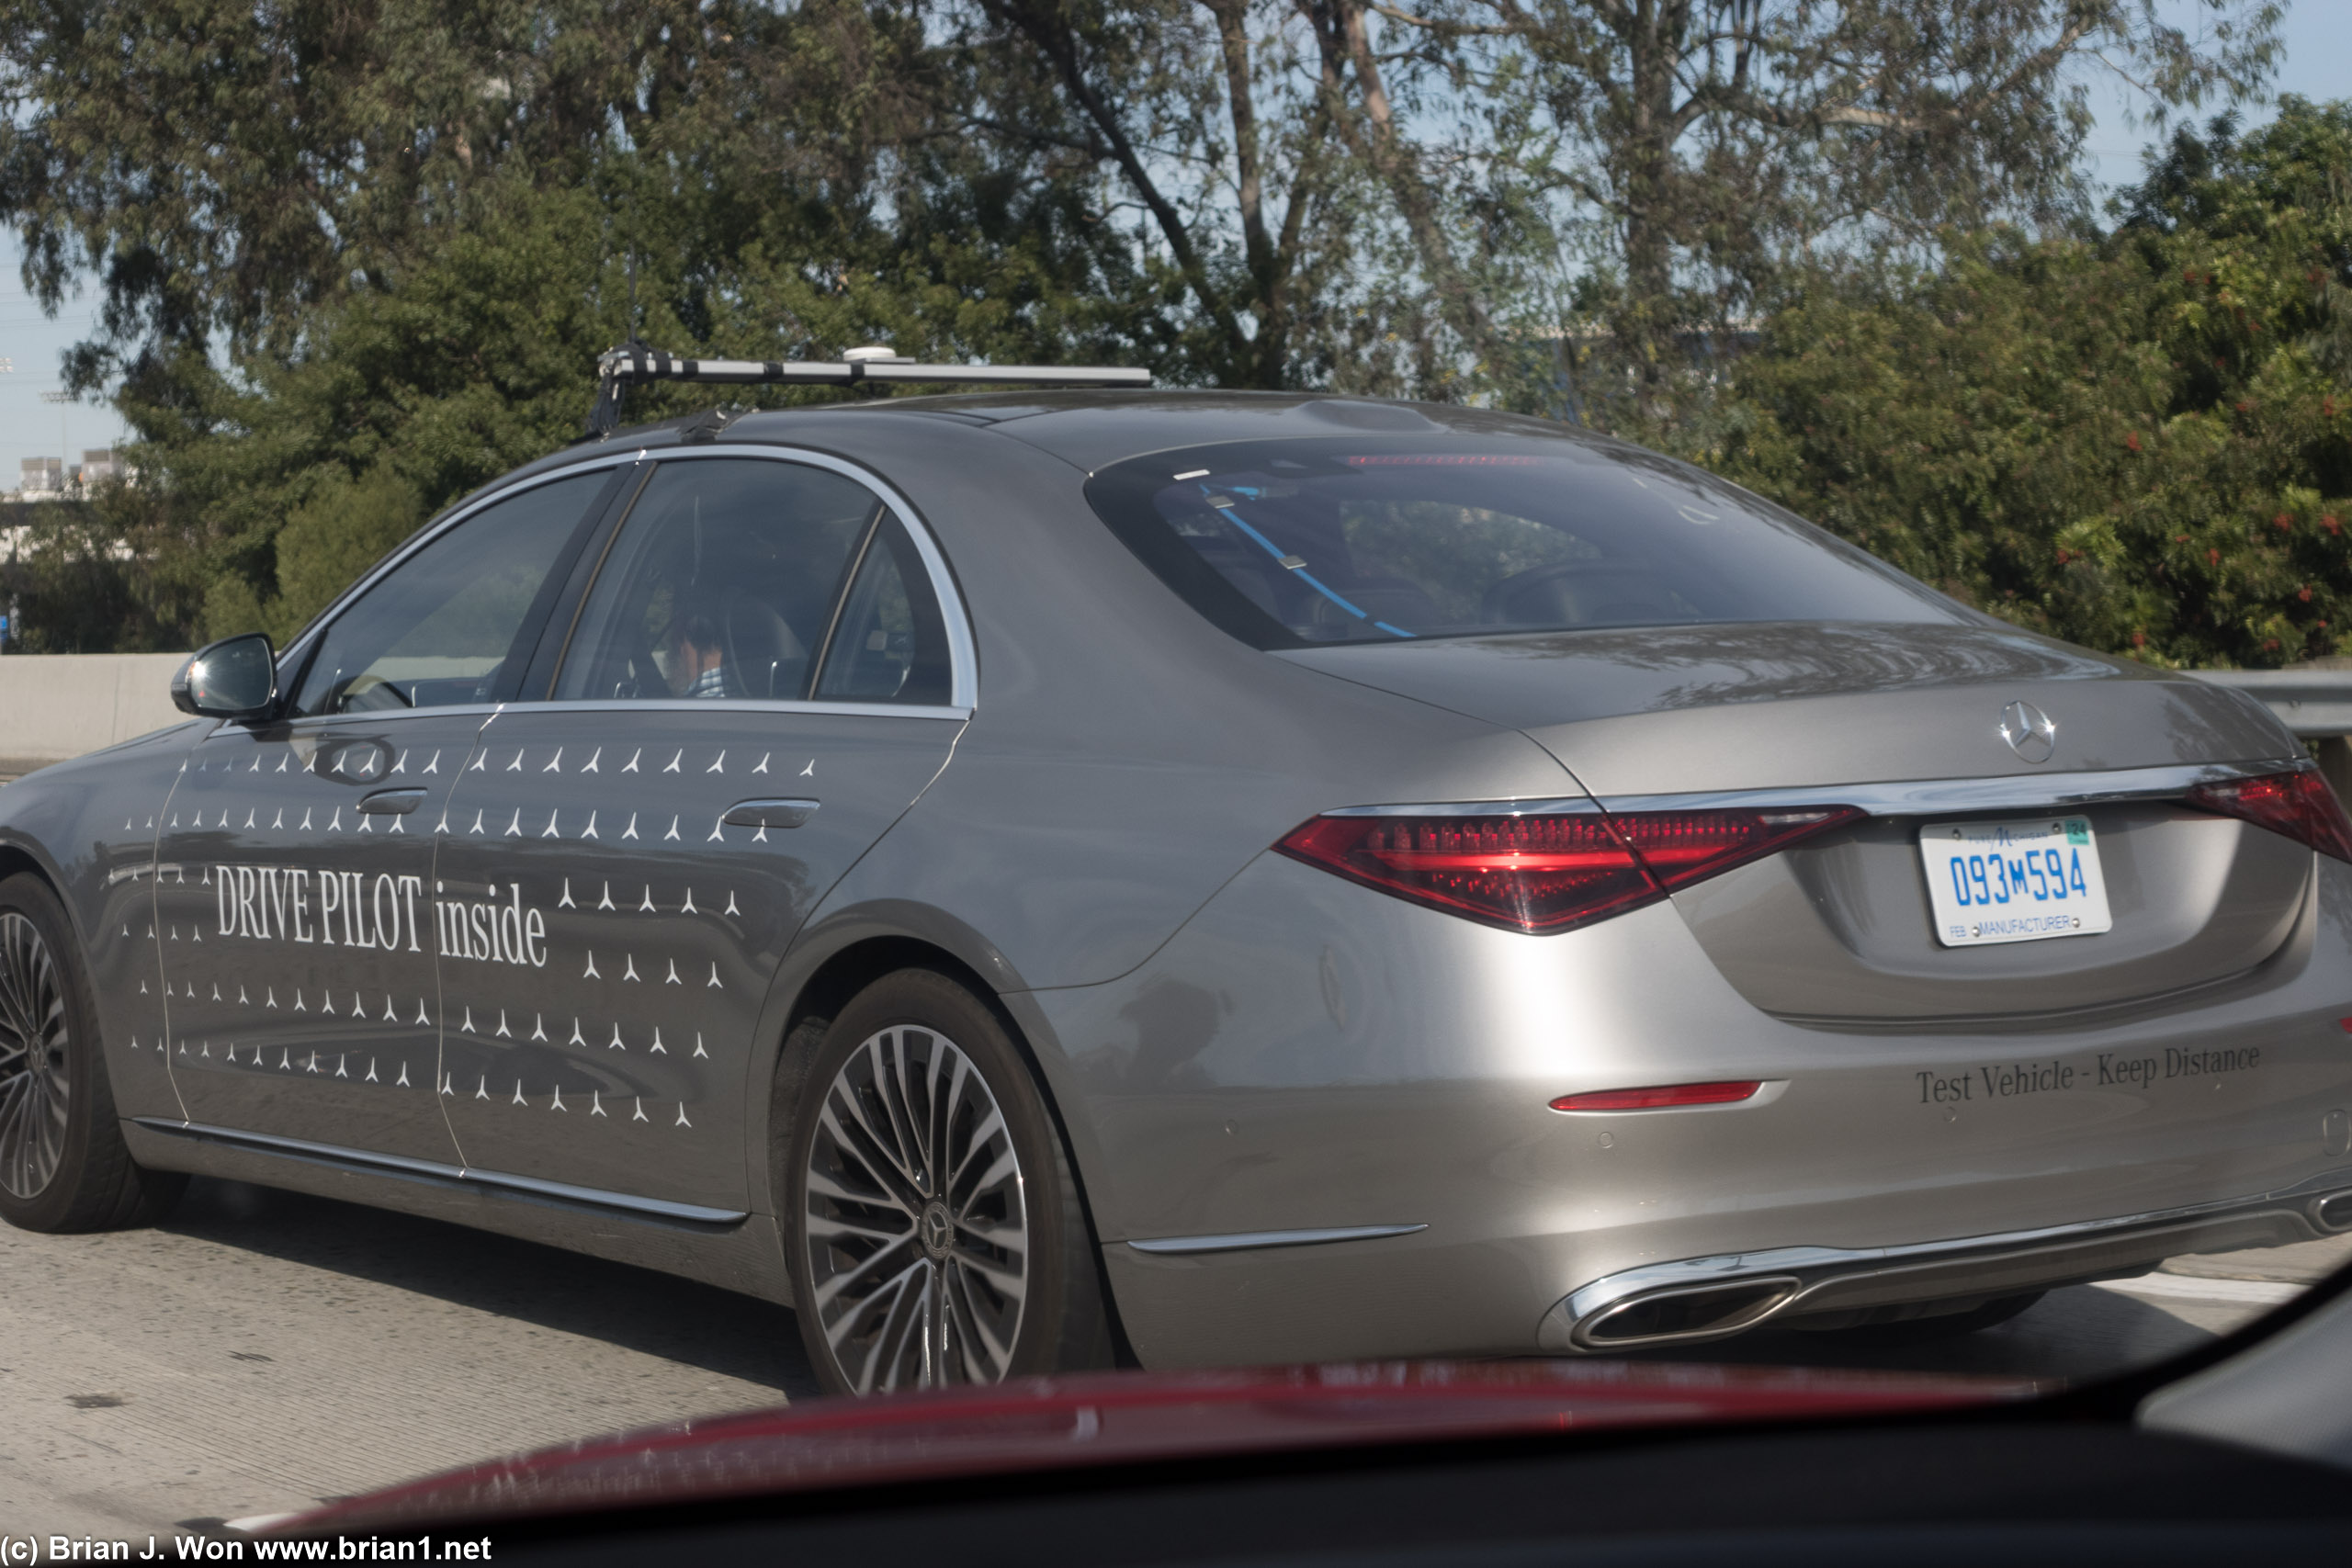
left=3, top=0, right=2348, bottom=489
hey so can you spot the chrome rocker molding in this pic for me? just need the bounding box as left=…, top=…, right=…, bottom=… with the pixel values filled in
left=132, top=1117, right=749, bottom=1228
left=1126, top=1224, right=1428, bottom=1256
left=1543, top=1171, right=2352, bottom=1353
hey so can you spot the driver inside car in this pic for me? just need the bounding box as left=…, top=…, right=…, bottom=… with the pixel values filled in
left=662, top=607, right=732, bottom=699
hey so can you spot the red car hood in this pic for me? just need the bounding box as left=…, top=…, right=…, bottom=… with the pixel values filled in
left=279, top=1359, right=2032, bottom=1534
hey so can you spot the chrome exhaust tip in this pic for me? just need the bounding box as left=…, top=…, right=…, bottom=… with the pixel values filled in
left=1573, top=1276, right=1801, bottom=1349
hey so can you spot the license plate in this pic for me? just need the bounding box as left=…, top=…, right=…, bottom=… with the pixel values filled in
left=1919, top=816, right=2113, bottom=947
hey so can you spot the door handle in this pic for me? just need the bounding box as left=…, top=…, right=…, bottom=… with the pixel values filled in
left=723, top=798, right=820, bottom=829
left=359, top=788, right=429, bottom=816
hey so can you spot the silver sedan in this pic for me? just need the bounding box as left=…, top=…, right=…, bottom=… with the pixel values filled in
left=2, top=390, right=2347, bottom=1395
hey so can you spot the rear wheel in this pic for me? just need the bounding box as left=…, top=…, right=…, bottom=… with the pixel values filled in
left=783, top=969, right=1109, bottom=1395
left=0, top=872, right=184, bottom=1233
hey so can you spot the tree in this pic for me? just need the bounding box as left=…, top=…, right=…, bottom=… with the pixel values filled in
left=1364, top=0, right=2283, bottom=414
left=1, top=0, right=1177, bottom=647
left=0, top=0, right=2322, bottom=657
left=1704, top=97, right=2352, bottom=668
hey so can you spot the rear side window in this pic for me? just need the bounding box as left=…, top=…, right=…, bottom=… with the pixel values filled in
left=553, top=458, right=880, bottom=702
left=814, top=516, right=955, bottom=705
left=1084, top=438, right=1963, bottom=648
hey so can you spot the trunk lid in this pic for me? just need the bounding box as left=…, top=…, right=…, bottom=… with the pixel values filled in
left=1279, top=622, right=2314, bottom=1021
left=1276, top=621, right=2290, bottom=795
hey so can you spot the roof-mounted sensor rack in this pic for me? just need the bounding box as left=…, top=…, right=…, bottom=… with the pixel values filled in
left=584, top=343, right=1152, bottom=437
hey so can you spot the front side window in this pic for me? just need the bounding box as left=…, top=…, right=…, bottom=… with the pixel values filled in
left=553, top=458, right=882, bottom=702
left=1085, top=438, right=1966, bottom=649
left=288, top=472, right=609, bottom=716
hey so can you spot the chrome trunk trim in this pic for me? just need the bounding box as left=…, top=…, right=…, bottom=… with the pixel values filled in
left=1318, top=761, right=2309, bottom=826
left=1596, top=760, right=2309, bottom=819
left=1127, top=1224, right=1428, bottom=1256
left=1322, top=799, right=1600, bottom=818
left=131, top=1117, right=749, bottom=1226
left=1543, top=1170, right=2352, bottom=1352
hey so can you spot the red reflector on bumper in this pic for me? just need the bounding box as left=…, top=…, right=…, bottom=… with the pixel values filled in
left=1549, top=1081, right=1764, bottom=1112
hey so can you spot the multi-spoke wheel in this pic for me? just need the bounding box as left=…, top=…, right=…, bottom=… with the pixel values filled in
left=0, top=873, right=183, bottom=1234
left=0, top=910, right=69, bottom=1200
left=804, top=1024, right=1029, bottom=1390
left=784, top=969, right=1110, bottom=1396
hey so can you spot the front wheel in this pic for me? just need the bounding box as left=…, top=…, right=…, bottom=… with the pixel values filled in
left=0, top=872, right=184, bottom=1233
left=783, top=969, right=1110, bottom=1395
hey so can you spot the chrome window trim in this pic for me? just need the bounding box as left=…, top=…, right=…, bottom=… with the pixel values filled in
left=1317, top=759, right=2312, bottom=823
left=1126, top=1223, right=1427, bottom=1255
left=133, top=1116, right=748, bottom=1226
left=282, top=443, right=979, bottom=714
left=234, top=703, right=510, bottom=729
left=484, top=698, right=970, bottom=724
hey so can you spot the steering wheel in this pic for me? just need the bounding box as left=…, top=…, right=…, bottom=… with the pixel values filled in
left=337, top=673, right=414, bottom=713
left=1485, top=559, right=1681, bottom=626
left=1480, top=561, right=1600, bottom=624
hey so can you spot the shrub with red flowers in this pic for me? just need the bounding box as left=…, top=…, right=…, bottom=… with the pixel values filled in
left=1670, top=99, right=2352, bottom=669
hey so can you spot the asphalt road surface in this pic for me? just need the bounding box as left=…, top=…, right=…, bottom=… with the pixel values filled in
left=2, top=1179, right=2346, bottom=1537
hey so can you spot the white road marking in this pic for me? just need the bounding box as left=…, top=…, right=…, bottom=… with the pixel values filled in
left=2093, top=1273, right=2304, bottom=1306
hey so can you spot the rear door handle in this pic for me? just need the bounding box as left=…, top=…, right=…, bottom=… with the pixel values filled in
left=359, top=787, right=429, bottom=816
left=723, top=798, right=819, bottom=829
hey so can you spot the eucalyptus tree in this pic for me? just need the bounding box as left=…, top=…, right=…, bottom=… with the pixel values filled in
left=1353, top=0, right=2283, bottom=414
left=0, top=0, right=1159, bottom=644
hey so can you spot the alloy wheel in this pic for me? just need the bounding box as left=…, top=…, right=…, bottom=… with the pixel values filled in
left=0, top=911, right=70, bottom=1201
left=802, top=1024, right=1029, bottom=1393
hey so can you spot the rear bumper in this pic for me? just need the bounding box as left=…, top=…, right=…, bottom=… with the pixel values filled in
left=1022, top=847, right=2352, bottom=1369
left=1546, top=1168, right=2352, bottom=1351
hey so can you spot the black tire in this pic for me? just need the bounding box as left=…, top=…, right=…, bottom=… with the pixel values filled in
left=780, top=968, right=1110, bottom=1395
left=1793, top=1291, right=2046, bottom=1347
left=0, top=872, right=185, bottom=1233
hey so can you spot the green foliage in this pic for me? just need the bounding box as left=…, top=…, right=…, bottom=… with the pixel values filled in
left=120, top=177, right=626, bottom=647
left=0, top=497, right=183, bottom=653
left=0, top=0, right=2333, bottom=667
left=1676, top=98, right=2352, bottom=669
left=202, top=464, right=427, bottom=647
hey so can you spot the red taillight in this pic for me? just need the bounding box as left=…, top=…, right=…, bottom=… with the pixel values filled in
left=1274, top=806, right=1861, bottom=934
left=2187, top=770, right=2352, bottom=863
left=1550, top=1081, right=1763, bottom=1111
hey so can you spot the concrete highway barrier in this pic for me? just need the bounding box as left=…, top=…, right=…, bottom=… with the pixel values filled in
left=0, top=651, right=191, bottom=778
left=2186, top=668, right=2352, bottom=805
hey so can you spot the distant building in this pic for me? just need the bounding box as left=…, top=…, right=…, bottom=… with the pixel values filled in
left=5, top=451, right=130, bottom=502
left=18, top=457, right=63, bottom=497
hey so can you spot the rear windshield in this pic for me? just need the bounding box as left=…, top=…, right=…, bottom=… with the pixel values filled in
left=1084, top=436, right=1965, bottom=648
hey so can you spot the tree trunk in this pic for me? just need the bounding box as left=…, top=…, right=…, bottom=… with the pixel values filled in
left=1615, top=0, right=1683, bottom=413
left=1307, top=0, right=1502, bottom=382
left=1204, top=0, right=1284, bottom=386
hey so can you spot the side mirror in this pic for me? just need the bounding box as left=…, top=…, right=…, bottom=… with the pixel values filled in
left=172, top=633, right=278, bottom=719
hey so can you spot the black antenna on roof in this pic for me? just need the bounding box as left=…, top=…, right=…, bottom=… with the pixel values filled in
left=582, top=344, right=1152, bottom=439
